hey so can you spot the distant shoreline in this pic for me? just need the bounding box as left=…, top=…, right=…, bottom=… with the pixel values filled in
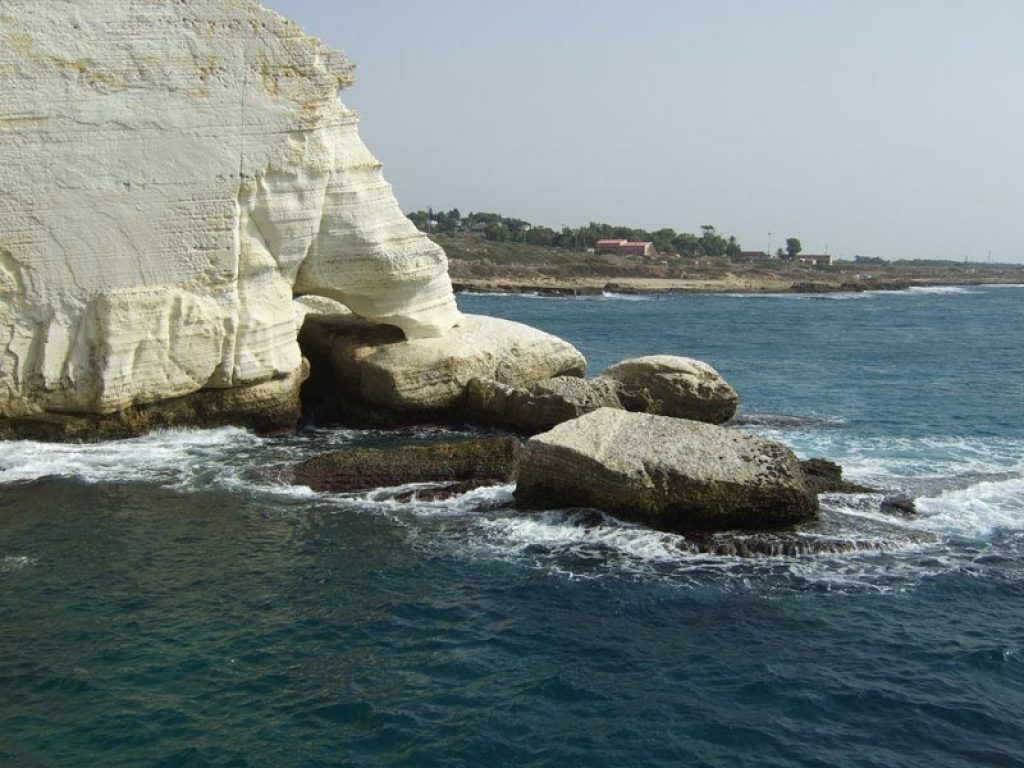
left=435, top=233, right=1024, bottom=298
left=451, top=275, right=1024, bottom=297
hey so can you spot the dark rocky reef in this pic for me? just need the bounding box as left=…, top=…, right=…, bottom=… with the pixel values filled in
left=289, top=436, right=521, bottom=495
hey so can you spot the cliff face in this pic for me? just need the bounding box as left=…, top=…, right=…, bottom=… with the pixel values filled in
left=0, top=0, right=459, bottom=427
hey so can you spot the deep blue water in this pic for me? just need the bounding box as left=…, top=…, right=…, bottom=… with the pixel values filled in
left=2, top=285, right=1023, bottom=767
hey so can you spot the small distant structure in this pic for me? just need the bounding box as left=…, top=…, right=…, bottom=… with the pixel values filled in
left=797, top=254, right=833, bottom=267
left=736, top=250, right=773, bottom=263
left=595, top=239, right=654, bottom=257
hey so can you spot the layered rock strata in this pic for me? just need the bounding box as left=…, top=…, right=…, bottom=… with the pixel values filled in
left=299, top=312, right=586, bottom=423
left=0, top=1, right=458, bottom=435
left=289, top=436, right=521, bottom=495
left=515, top=408, right=818, bottom=533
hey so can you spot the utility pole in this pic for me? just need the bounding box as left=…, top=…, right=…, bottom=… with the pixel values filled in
left=768, top=231, right=772, bottom=257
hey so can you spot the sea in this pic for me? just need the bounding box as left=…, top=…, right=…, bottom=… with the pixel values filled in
left=1, top=284, right=1022, bottom=767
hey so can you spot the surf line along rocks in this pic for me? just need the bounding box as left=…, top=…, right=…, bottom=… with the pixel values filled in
left=288, top=436, right=522, bottom=500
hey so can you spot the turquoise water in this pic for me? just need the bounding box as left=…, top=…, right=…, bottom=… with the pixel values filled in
left=2, top=285, right=1023, bottom=767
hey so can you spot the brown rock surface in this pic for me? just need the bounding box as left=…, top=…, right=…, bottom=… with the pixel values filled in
left=601, top=356, right=738, bottom=423
left=515, top=408, right=817, bottom=533
left=290, top=436, right=522, bottom=493
left=466, top=375, right=622, bottom=433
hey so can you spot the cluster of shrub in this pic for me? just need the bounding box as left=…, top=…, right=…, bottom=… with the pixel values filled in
left=407, top=208, right=746, bottom=259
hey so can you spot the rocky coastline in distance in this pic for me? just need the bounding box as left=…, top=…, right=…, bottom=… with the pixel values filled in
left=450, top=268, right=1024, bottom=297
left=438, top=234, right=1024, bottom=296
left=452, top=273, right=1023, bottom=297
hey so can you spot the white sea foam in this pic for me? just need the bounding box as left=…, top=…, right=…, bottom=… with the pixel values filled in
left=599, top=291, right=661, bottom=301
left=914, top=477, right=1024, bottom=538
left=906, top=285, right=976, bottom=295
left=2, top=419, right=1021, bottom=591
left=473, top=510, right=688, bottom=564
left=351, top=482, right=515, bottom=518
left=726, top=291, right=873, bottom=301
left=746, top=429, right=1024, bottom=485
left=453, top=505, right=952, bottom=593
left=0, top=427, right=260, bottom=487
left=1, top=555, right=36, bottom=572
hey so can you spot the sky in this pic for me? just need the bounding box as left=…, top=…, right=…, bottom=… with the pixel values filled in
left=264, top=0, right=1023, bottom=263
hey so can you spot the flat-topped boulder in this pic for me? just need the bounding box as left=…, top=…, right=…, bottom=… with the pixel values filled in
left=515, top=408, right=817, bottom=533
left=290, top=436, right=522, bottom=495
left=0, top=0, right=458, bottom=436
left=299, top=312, right=586, bottom=420
left=602, top=355, right=738, bottom=423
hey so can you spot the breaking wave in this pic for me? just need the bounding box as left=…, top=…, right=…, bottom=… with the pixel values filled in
left=2, top=418, right=1022, bottom=593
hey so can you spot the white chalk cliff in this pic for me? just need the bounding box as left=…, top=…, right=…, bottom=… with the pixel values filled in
left=0, top=0, right=459, bottom=428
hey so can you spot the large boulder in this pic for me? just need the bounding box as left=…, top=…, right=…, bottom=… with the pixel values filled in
left=300, top=312, right=586, bottom=419
left=0, top=1, right=458, bottom=437
left=290, top=436, right=521, bottom=495
left=515, top=408, right=818, bottom=532
left=466, top=375, right=622, bottom=433
left=602, top=356, right=738, bottom=423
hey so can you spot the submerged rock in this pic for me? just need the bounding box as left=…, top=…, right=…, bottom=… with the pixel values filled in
left=515, top=408, right=818, bottom=533
left=800, top=458, right=877, bottom=495
left=684, top=533, right=895, bottom=557
left=601, top=356, right=739, bottom=424
left=879, top=494, right=917, bottom=517
left=465, top=375, right=622, bottom=433
left=290, top=435, right=522, bottom=494
left=0, top=0, right=458, bottom=437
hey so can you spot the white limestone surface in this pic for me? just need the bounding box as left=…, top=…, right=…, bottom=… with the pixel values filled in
left=0, top=0, right=458, bottom=419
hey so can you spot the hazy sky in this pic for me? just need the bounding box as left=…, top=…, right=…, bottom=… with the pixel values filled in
left=264, top=1, right=1023, bottom=262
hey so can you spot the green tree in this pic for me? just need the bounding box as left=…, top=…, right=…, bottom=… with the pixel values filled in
left=505, top=218, right=529, bottom=241
left=484, top=221, right=510, bottom=242
left=407, top=210, right=428, bottom=231
left=524, top=226, right=556, bottom=246
left=672, top=232, right=700, bottom=258
left=786, top=237, right=802, bottom=259
left=699, top=225, right=727, bottom=258
left=652, top=228, right=677, bottom=254
left=725, top=235, right=741, bottom=259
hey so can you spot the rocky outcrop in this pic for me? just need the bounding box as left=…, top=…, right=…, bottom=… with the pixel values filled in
left=464, top=355, right=738, bottom=433
left=800, top=458, right=877, bottom=495
left=602, top=356, right=738, bottom=423
left=0, top=1, right=458, bottom=436
left=515, top=408, right=818, bottom=533
left=465, top=375, right=622, bottom=433
left=299, top=312, right=586, bottom=422
left=289, top=436, right=521, bottom=495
